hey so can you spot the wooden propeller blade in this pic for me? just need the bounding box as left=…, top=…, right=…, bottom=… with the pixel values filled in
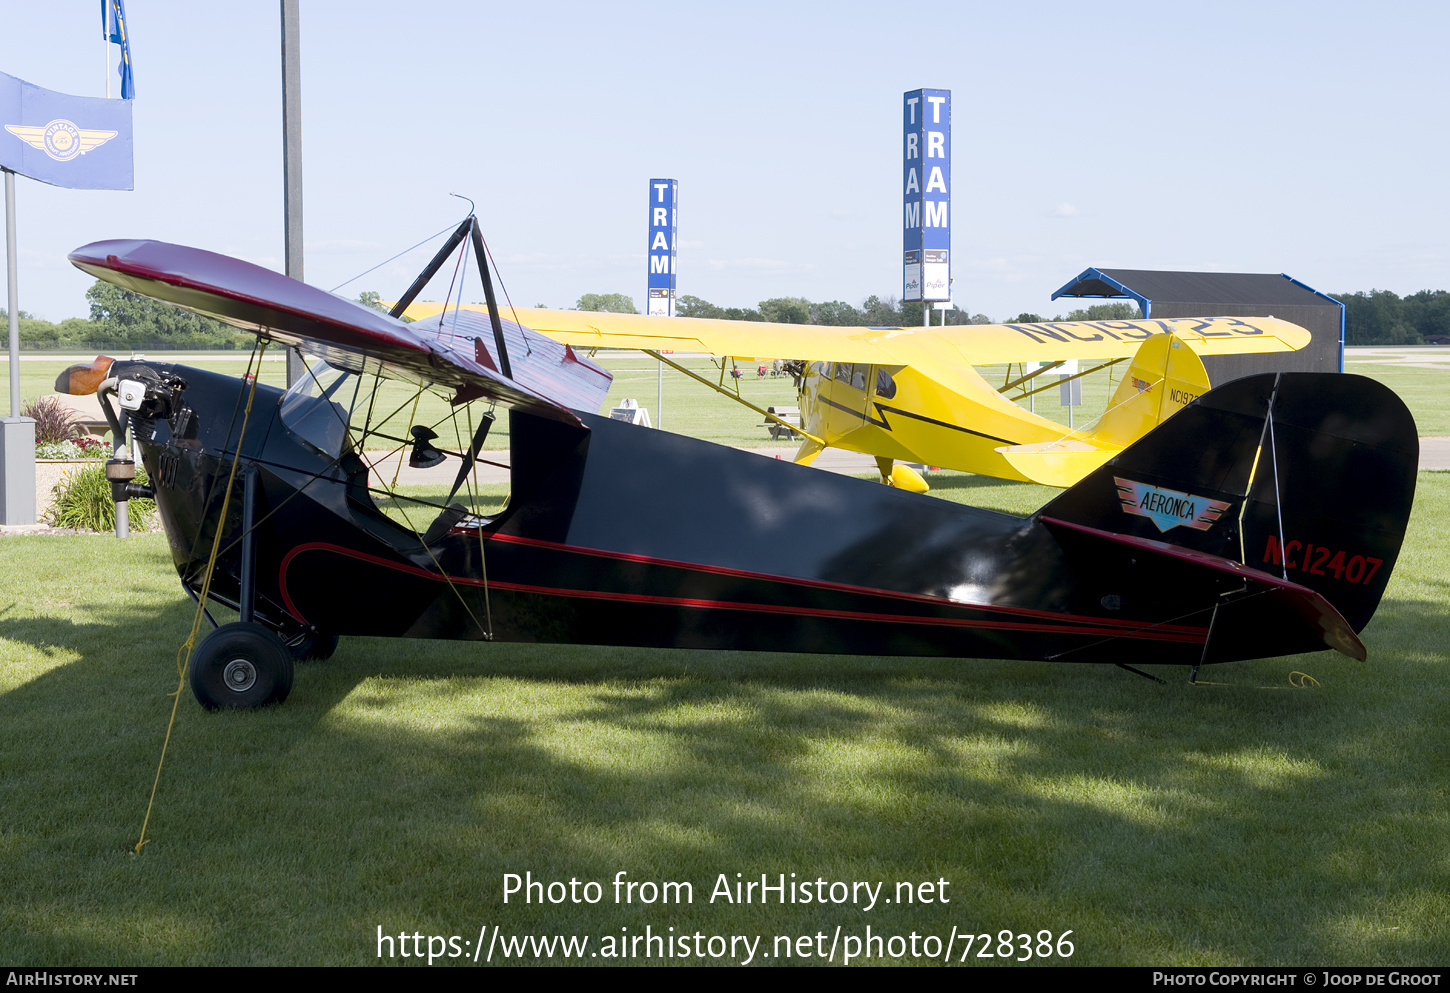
left=54, top=355, right=115, bottom=395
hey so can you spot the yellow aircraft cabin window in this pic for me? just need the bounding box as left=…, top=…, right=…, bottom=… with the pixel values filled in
left=875, top=368, right=898, bottom=400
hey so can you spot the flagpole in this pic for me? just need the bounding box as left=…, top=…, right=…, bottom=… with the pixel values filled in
left=1, top=166, right=37, bottom=525
left=5, top=168, right=17, bottom=419
left=103, top=0, right=111, bottom=98
left=281, top=0, right=304, bottom=387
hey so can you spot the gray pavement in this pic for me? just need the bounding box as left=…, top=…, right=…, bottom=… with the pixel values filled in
left=1420, top=438, right=1450, bottom=470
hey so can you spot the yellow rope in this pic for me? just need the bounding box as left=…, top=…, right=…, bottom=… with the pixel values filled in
left=1289, top=671, right=1321, bottom=688
left=391, top=391, right=423, bottom=491
left=134, top=344, right=267, bottom=855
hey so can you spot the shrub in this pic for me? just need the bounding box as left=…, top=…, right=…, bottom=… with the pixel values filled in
left=35, top=438, right=106, bottom=460
left=21, top=396, right=83, bottom=445
left=50, top=461, right=155, bottom=532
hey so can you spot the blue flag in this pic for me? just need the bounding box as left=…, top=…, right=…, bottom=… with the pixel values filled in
left=0, top=71, right=133, bottom=190
left=101, top=0, right=136, bottom=99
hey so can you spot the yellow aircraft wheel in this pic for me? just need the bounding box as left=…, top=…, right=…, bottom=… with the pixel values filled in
left=887, top=464, right=930, bottom=493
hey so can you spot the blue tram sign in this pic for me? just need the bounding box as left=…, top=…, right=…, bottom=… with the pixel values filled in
left=647, top=178, right=678, bottom=316
left=902, top=89, right=950, bottom=303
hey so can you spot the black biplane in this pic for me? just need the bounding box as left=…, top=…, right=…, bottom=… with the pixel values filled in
left=59, top=220, right=1418, bottom=709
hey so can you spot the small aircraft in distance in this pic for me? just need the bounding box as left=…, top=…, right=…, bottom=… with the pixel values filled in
left=402, top=302, right=1311, bottom=489
left=56, top=221, right=1415, bottom=712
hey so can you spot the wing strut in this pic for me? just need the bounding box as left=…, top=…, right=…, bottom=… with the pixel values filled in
left=387, top=215, right=514, bottom=380
left=642, top=349, right=827, bottom=446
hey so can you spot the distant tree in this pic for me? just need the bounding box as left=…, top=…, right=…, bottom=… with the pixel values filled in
left=87, top=280, right=238, bottom=345
left=356, top=290, right=386, bottom=312
left=758, top=297, right=812, bottom=324
left=675, top=295, right=762, bottom=321
left=676, top=294, right=722, bottom=319
left=808, top=300, right=863, bottom=326
left=899, top=300, right=927, bottom=326
left=1011, top=313, right=1045, bottom=324
left=1402, top=290, right=1450, bottom=341
left=576, top=293, right=637, bottom=314
left=1063, top=303, right=1141, bottom=322
left=858, top=295, right=902, bottom=326
left=1333, top=290, right=1420, bottom=345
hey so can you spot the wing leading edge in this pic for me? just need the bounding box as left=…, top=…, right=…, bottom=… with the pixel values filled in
left=69, top=240, right=612, bottom=421
left=401, top=302, right=1312, bottom=367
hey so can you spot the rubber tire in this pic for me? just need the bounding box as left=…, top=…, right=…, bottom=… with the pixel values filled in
left=287, top=630, right=339, bottom=662
left=190, top=621, right=294, bottom=710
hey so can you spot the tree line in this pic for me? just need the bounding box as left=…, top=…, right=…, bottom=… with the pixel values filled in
left=7, top=280, right=1447, bottom=348
left=577, top=292, right=1142, bottom=328
left=1331, top=290, right=1450, bottom=345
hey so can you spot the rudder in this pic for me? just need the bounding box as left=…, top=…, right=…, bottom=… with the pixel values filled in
left=1038, top=373, right=1418, bottom=634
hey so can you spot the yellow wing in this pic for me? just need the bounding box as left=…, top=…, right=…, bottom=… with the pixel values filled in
left=401, top=303, right=1310, bottom=366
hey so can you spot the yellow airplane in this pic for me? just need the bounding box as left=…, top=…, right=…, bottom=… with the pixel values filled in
left=401, top=304, right=1310, bottom=489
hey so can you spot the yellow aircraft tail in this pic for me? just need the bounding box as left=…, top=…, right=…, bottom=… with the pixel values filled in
left=997, top=333, right=1211, bottom=487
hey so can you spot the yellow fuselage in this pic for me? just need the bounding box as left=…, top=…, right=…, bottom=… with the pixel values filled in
left=799, top=361, right=1072, bottom=482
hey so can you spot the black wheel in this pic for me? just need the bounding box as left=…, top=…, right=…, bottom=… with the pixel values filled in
left=285, top=628, right=339, bottom=661
left=190, top=621, right=294, bottom=710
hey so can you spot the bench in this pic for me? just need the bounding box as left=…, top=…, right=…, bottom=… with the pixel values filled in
left=760, top=405, right=802, bottom=441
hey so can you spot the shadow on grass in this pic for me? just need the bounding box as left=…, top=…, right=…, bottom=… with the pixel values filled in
left=2, top=575, right=1448, bottom=965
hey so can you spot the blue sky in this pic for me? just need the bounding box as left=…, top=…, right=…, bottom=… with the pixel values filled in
left=2, top=1, right=1447, bottom=322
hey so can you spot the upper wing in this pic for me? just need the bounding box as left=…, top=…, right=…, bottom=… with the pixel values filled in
left=403, top=303, right=906, bottom=364
left=70, top=240, right=612, bottom=421
left=403, top=303, right=1311, bottom=367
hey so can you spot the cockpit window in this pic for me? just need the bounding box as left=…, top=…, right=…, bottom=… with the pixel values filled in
left=279, top=359, right=372, bottom=459
left=875, top=369, right=898, bottom=400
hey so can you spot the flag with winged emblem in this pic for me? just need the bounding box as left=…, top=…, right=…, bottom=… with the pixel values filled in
left=0, top=70, right=132, bottom=190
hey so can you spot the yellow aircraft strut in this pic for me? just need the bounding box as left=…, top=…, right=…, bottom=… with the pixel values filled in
left=999, top=360, right=1065, bottom=394
left=642, top=349, right=827, bottom=447
left=1012, top=357, right=1126, bottom=401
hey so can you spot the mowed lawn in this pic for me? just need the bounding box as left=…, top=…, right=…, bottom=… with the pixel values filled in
left=2, top=345, right=1448, bottom=966
left=1, top=460, right=1448, bottom=965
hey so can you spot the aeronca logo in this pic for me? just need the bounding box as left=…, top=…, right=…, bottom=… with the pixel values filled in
left=1114, top=477, right=1231, bottom=533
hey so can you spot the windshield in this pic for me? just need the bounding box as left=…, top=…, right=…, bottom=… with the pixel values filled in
left=278, top=359, right=373, bottom=459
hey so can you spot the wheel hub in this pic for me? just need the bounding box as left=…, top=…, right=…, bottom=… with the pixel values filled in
left=223, top=658, right=258, bottom=693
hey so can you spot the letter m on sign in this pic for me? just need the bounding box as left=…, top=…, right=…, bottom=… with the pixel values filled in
left=925, top=201, right=948, bottom=227
left=904, top=202, right=920, bottom=228
left=650, top=256, right=670, bottom=274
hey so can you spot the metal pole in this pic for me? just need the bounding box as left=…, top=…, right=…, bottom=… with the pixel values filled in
left=281, top=0, right=305, bottom=387
left=112, top=416, right=129, bottom=540
left=656, top=357, right=663, bottom=429
left=1, top=166, right=36, bottom=526
left=5, top=168, right=17, bottom=418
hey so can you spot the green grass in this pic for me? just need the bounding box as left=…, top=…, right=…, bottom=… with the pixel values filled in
left=1342, top=362, right=1450, bottom=435
left=1, top=474, right=1448, bottom=966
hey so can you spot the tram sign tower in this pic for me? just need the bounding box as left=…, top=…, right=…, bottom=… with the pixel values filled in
left=647, top=178, right=678, bottom=316
left=902, top=88, right=950, bottom=305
